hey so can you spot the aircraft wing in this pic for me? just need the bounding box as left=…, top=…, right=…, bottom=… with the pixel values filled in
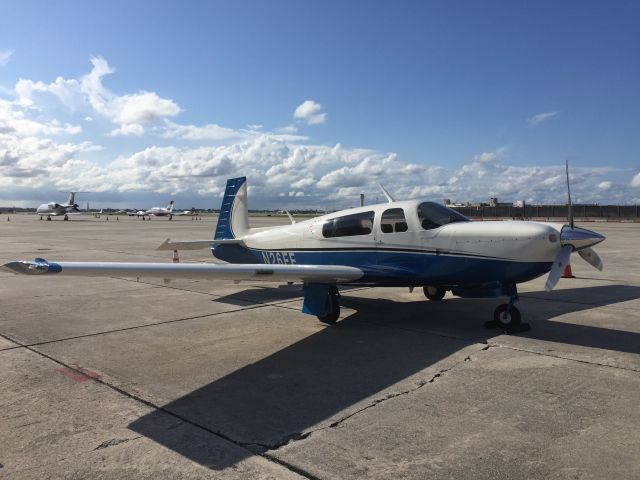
left=2, top=258, right=363, bottom=283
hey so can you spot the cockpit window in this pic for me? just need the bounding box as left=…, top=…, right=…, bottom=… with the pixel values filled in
left=380, top=208, right=408, bottom=233
left=322, top=211, right=375, bottom=238
left=417, top=202, right=470, bottom=230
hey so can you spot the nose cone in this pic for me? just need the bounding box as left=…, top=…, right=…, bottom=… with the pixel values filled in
left=561, top=226, right=605, bottom=251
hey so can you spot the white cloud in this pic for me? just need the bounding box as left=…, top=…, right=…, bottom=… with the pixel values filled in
left=81, top=56, right=180, bottom=127
left=0, top=132, right=100, bottom=187
left=631, top=173, right=640, bottom=188
left=473, top=152, right=498, bottom=163
left=161, top=120, right=242, bottom=141
left=597, top=181, right=612, bottom=190
left=0, top=99, right=82, bottom=137
left=14, top=56, right=180, bottom=132
left=107, top=123, right=144, bottom=137
left=275, top=124, right=298, bottom=134
left=1, top=130, right=636, bottom=207
left=0, top=49, right=14, bottom=67
left=247, top=124, right=263, bottom=130
left=528, top=111, right=559, bottom=126
left=293, top=100, right=326, bottom=125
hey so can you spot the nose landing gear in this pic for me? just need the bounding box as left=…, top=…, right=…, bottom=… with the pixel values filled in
left=485, top=285, right=530, bottom=334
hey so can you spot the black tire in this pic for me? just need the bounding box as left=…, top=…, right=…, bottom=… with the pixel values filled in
left=423, top=286, right=446, bottom=301
left=494, top=304, right=521, bottom=329
left=318, top=293, right=340, bottom=324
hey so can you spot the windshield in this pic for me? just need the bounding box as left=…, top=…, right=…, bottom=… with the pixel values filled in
left=417, top=202, right=470, bottom=230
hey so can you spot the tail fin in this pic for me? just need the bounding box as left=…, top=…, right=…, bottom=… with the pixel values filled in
left=168, top=200, right=174, bottom=212
left=214, top=177, right=250, bottom=240
left=67, top=192, right=76, bottom=206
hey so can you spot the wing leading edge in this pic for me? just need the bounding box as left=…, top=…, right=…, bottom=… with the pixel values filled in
left=1, top=258, right=363, bottom=283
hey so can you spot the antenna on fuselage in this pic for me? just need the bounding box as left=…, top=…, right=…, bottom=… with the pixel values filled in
left=378, top=183, right=395, bottom=203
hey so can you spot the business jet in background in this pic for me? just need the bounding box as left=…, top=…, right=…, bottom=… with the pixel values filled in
left=36, top=192, right=84, bottom=220
left=5, top=168, right=605, bottom=333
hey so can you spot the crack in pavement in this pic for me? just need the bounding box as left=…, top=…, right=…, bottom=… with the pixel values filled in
left=239, top=346, right=487, bottom=453
left=93, top=435, right=142, bottom=450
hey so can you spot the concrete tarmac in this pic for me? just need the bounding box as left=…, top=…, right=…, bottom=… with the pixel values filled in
left=1, top=215, right=639, bottom=479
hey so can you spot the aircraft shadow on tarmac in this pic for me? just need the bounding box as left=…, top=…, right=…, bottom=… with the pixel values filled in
left=210, top=283, right=369, bottom=306
left=128, top=284, right=640, bottom=470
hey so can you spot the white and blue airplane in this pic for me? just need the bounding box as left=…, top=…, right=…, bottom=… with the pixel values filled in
left=3, top=174, right=605, bottom=332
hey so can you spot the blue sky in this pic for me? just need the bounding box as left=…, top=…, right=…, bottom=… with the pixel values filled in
left=0, top=0, right=639, bottom=208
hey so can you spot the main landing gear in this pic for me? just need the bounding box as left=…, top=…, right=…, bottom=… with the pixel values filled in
left=484, top=285, right=530, bottom=334
left=423, top=285, right=446, bottom=301
left=317, top=286, right=340, bottom=324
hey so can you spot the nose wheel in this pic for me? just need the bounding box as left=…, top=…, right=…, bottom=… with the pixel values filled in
left=485, top=285, right=530, bottom=333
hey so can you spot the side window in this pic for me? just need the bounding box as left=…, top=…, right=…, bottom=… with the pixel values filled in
left=417, top=202, right=470, bottom=230
left=380, top=208, right=408, bottom=233
left=322, top=211, right=375, bottom=238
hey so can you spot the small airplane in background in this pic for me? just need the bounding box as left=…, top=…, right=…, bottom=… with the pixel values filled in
left=36, top=192, right=99, bottom=220
left=144, top=200, right=175, bottom=218
left=172, top=208, right=196, bottom=217
left=128, top=200, right=176, bottom=219
left=4, top=164, right=605, bottom=333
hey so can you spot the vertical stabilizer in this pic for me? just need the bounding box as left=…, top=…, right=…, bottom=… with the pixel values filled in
left=67, top=192, right=77, bottom=206
left=168, top=200, right=175, bottom=212
left=214, top=177, right=250, bottom=239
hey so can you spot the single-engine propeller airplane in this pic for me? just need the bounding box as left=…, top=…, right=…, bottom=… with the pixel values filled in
left=3, top=166, right=605, bottom=332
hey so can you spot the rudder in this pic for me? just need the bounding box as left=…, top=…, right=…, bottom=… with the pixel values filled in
left=214, top=177, right=250, bottom=240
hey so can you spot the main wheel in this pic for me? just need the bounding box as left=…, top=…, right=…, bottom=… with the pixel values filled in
left=423, top=286, right=446, bottom=301
left=318, top=292, right=340, bottom=324
left=494, top=304, right=521, bottom=329
left=63, top=214, right=69, bottom=221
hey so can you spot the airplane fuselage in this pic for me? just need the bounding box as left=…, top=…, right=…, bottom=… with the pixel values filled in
left=145, top=207, right=172, bottom=216
left=36, top=203, right=74, bottom=216
left=211, top=199, right=594, bottom=288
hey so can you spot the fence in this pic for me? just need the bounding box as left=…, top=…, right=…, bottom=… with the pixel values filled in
left=452, top=204, right=640, bottom=220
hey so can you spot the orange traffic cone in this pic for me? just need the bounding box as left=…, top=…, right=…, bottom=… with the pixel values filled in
left=172, top=249, right=180, bottom=263
left=561, top=264, right=575, bottom=278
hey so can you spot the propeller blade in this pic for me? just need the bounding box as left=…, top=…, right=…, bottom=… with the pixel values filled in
left=545, top=245, right=573, bottom=292
left=578, top=247, right=603, bottom=271
left=565, top=159, right=574, bottom=229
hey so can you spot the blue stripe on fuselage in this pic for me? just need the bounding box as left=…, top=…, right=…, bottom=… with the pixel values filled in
left=212, top=245, right=551, bottom=285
